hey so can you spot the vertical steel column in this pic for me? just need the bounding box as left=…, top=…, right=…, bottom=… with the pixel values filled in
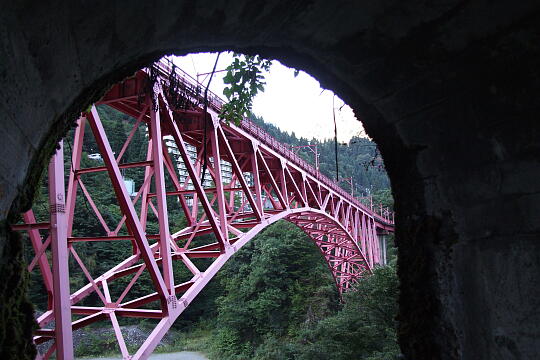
left=380, top=235, right=387, bottom=265
left=366, top=218, right=374, bottom=268
left=66, top=116, right=85, bottom=236
left=360, top=214, right=367, bottom=255
left=150, top=106, right=174, bottom=295
left=140, top=138, right=153, bottom=230
left=250, top=145, right=264, bottom=215
left=190, top=150, right=203, bottom=221
left=210, top=125, right=229, bottom=245
left=338, top=244, right=347, bottom=282
left=344, top=206, right=351, bottom=232
left=371, top=223, right=381, bottom=264
left=48, top=141, right=74, bottom=359
left=353, top=210, right=359, bottom=247
left=279, top=162, right=288, bottom=208
left=300, top=175, right=308, bottom=206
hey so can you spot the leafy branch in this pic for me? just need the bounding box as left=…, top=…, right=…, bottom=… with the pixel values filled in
left=219, top=54, right=272, bottom=125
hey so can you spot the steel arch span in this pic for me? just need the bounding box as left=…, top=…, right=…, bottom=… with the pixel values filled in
left=13, top=58, right=394, bottom=360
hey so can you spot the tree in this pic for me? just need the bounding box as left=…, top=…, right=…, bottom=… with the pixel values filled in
left=294, top=264, right=400, bottom=360
left=372, top=189, right=394, bottom=210
left=210, top=221, right=338, bottom=359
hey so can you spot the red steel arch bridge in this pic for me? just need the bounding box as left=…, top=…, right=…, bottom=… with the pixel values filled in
left=13, top=58, right=394, bottom=359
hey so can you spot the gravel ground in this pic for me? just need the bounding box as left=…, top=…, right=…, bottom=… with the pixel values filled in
left=36, top=324, right=176, bottom=357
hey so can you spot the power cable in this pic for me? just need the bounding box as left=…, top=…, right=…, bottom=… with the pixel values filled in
left=333, top=95, right=339, bottom=181
left=190, top=54, right=198, bottom=76
left=200, top=52, right=221, bottom=185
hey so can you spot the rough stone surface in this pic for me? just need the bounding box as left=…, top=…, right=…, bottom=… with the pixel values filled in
left=0, top=1, right=539, bottom=359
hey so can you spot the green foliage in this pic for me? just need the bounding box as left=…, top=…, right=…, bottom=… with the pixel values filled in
left=74, top=332, right=119, bottom=357
left=220, top=54, right=272, bottom=125
left=373, top=189, right=394, bottom=210
left=295, top=264, right=399, bottom=360
left=208, top=221, right=339, bottom=359
left=207, top=225, right=399, bottom=360
left=154, top=326, right=213, bottom=354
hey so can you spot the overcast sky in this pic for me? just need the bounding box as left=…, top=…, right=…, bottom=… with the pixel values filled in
left=172, top=52, right=365, bottom=143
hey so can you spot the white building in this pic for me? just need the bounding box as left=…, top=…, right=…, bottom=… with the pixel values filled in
left=164, top=136, right=233, bottom=189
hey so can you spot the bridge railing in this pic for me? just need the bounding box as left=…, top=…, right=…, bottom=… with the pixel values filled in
left=153, top=57, right=394, bottom=225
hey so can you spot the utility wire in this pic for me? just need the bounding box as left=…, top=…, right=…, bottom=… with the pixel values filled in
left=200, top=52, right=221, bottom=185
left=333, top=95, right=339, bottom=181
left=190, top=54, right=198, bottom=76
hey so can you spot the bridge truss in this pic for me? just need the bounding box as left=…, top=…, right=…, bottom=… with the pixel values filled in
left=13, top=59, right=394, bottom=359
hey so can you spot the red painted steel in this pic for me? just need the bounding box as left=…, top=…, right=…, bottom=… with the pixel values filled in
left=13, top=58, right=394, bottom=360
left=47, top=142, right=74, bottom=359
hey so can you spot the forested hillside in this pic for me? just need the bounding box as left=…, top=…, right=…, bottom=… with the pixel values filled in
left=24, top=107, right=398, bottom=359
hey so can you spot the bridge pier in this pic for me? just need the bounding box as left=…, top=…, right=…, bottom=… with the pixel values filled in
left=378, top=234, right=387, bottom=266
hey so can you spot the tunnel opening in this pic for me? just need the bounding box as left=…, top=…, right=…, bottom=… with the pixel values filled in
left=2, top=4, right=539, bottom=359
left=12, top=52, right=397, bottom=359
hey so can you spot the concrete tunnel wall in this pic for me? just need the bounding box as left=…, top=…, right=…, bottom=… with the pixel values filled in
left=0, top=1, right=539, bottom=359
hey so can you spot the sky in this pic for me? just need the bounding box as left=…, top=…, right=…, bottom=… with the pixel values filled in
left=171, top=52, right=365, bottom=143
